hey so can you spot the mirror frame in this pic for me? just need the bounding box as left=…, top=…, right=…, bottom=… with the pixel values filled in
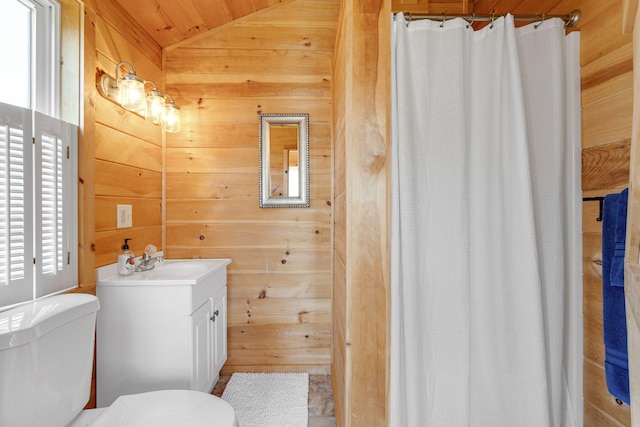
left=259, top=113, right=310, bottom=208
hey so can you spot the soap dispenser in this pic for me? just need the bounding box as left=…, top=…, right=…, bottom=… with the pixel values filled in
left=118, top=238, right=135, bottom=276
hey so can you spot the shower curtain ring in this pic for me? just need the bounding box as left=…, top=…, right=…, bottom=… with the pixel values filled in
left=534, top=13, right=545, bottom=29
left=440, top=12, right=447, bottom=28
left=406, top=12, right=412, bottom=27
left=490, top=10, right=496, bottom=29
left=466, top=13, right=475, bottom=29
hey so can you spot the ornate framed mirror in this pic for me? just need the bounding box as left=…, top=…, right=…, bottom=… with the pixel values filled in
left=259, top=113, right=309, bottom=208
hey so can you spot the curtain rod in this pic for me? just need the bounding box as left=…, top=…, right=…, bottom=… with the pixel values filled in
left=403, top=9, right=581, bottom=28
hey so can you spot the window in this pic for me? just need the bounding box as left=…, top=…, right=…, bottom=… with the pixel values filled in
left=0, top=0, right=60, bottom=117
left=0, top=0, right=77, bottom=308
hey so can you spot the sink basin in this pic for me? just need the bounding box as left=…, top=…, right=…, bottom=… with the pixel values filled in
left=97, top=259, right=231, bottom=286
left=147, top=261, right=209, bottom=277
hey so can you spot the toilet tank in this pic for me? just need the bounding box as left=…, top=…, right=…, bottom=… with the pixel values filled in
left=0, top=294, right=100, bottom=427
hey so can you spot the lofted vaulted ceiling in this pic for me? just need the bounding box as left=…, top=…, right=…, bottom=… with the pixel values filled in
left=115, top=0, right=578, bottom=50
left=112, top=0, right=288, bottom=48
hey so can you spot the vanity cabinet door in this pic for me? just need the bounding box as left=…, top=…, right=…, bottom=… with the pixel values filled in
left=190, top=300, right=214, bottom=393
left=212, top=287, right=227, bottom=373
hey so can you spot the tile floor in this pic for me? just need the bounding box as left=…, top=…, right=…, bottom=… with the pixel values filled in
left=212, top=374, right=336, bottom=427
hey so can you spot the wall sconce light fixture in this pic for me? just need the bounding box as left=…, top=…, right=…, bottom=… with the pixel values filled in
left=98, top=62, right=181, bottom=133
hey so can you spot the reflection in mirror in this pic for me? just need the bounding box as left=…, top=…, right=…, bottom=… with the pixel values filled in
left=259, top=113, right=309, bottom=208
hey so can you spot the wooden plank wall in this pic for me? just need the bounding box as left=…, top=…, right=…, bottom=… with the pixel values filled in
left=83, top=0, right=164, bottom=275
left=163, top=0, right=339, bottom=374
left=474, top=0, right=633, bottom=425
left=579, top=1, right=633, bottom=425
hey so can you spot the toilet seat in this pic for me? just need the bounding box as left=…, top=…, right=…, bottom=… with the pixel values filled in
left=86, top=390, right=237, bottom=427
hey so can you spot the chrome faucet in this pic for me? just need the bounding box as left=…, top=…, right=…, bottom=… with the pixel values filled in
left=135, top=252, right=164, bottom=272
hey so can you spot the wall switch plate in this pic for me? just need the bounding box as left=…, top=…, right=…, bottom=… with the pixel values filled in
left=117, top=204, right=132, bottom=228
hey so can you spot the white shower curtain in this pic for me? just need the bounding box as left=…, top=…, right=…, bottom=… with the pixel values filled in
left=390, top=14, right=581, bottom=427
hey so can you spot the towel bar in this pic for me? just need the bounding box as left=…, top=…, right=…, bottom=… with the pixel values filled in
left=583, top=196, right=604, bottom=222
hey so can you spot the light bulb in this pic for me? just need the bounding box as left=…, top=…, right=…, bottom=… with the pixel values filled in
left=145, top=90, right=165, bottom=124
left=119, top=73, right=145, bottom=113
left=162, top=102, right=181, bottom=133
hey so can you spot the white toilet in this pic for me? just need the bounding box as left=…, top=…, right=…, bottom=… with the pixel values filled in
left=0, top=294, right=238, bottom=427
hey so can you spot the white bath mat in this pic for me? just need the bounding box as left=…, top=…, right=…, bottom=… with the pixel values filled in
left=222, top=372, right=309, bottom=427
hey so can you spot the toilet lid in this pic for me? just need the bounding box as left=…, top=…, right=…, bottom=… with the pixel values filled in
left=89, top=390, right=237, bottom=427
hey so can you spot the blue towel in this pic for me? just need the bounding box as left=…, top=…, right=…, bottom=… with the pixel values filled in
left=602, top=189, right=630, bottom=405
left=610, top=189, right=628, bottom=287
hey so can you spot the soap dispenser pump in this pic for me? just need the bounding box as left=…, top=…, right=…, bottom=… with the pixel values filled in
left=118, top=238, right=135, bottom=276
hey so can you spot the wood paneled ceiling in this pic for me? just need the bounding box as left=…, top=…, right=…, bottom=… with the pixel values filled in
left=116, top=0, right=578, bottom=49
left=112, top=0, right=288, bottom=48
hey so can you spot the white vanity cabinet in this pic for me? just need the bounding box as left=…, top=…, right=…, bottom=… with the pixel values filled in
left=191, top=286, right=227, bottom=392
left=96, top=259, right=230, bottom=408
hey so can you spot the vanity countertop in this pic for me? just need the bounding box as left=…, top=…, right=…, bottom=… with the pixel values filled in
left=97, top=259, right=231, bottom=286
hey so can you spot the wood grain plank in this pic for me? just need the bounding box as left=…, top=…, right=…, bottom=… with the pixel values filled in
left=164, top=247, right=332, bottom=273
left=582, top=72, right=633, bottom=111
left=95, top=197, right=162, bottom=231
left=574, top=0, right=615, bottom=29
left=93, top=84, right=163, bottom=139
left=166, top=48, right=331, bottom=75
left=582, top=42, right=633, bottom=93
left=165, top=146, right=330, bottom=174
left=95, top=124, right=162, bottom=172
left=95, top=160, right=162, bottom=198
left=166, top=199, right=332, bottom=222
left=169, top=80, right=331, bottom=99
left=584, top=273, right=604, bottom=324
left=580, top=2, right=633, bottom=67
left=166, top=173, right=259, bottom=199
left=227, top=271, right=332, bottom=299
left=332, top=1, right=349, bottom=424
left=176, top=26, right=336, bottom=51
left=582, top=140, right=631, bottom=191
left=94, top=226, right=162, bottom=268
left=228, top=298, right=331, bottom=325
left=175, top=98, right=331, bottom=125
left=165, top=172, right=331, bottom=200
left=107, top=0, right=183, bottom=50
left=583, top=231, right=603, bottom=280
left=165, top=147, right=257, bottom=173
left=244, top=0, right=339, bottom=28
left=584, top=359, right=632, bottom=426
left=582, top=93, right=633, bottom=149
left=584, top=400, right=629, bottom=427
left=85, top=0, right=162, bottom=66
left=165, top=222, right=331, bottom=248
left=225, top=347, right=331, bottom=366
left=331, top=0, right=391, bottom=425
left=166, top=122, right=330, bottom=149
left=584, top=315, right=605, bottom=365
left=228, top=323, right=332, bottom=349
left=189, top=0, right=233, bottom=29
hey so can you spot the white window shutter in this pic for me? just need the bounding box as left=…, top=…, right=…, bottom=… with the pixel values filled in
left=33, top=111, right=77, bottom=297
left=0, top=103, right=34, bottom=306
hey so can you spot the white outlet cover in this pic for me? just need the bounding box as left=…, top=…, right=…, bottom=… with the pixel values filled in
left=117, top=204, right=132, bottom=228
